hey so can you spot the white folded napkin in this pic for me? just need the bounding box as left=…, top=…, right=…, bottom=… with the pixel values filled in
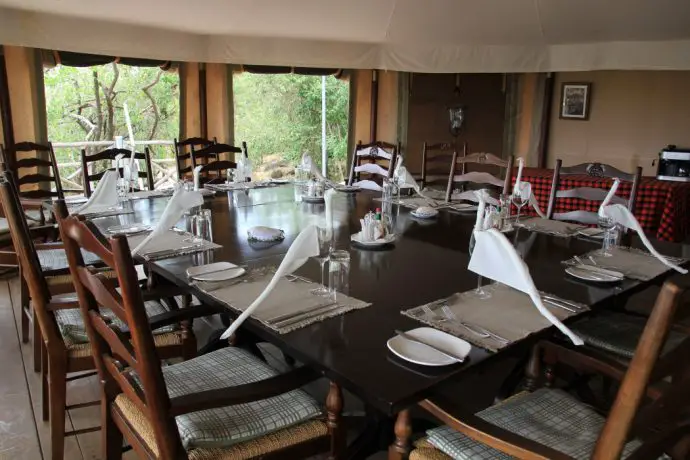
left=599, top=179, right=687, bottom=274
left=219, top=224, right=320, bottom=339
left=452, top=189, right=499, bottom=206
left=352, top=179, right=383, bottom=192
left=324, top=188, right=336, bottom=232
left=75, top=169, right=119, bottom=214
left=131, top=185, right=204, bottom=255
left=513, top=157, right=524, bottom=194
left=470, top=189, right=583, bottom=345
left=529, top=192, right=546, bottom=218
left=193, top=165, right=204, bottom=191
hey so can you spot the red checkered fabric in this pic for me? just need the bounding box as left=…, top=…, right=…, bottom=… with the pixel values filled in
left=512, top=168, right=690, bottom=242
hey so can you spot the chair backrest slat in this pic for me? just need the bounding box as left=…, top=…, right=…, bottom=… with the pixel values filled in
left=1, top=141, right=65, bottom=200
left=347, top=141, right=398, bottom=186
left=422, top=142, right=455, bottom=189
left=446, top=143, right=514, bottom=201
left=81, top=148, right=155, bottom=197
left=174, top=137, right=216, bottom=180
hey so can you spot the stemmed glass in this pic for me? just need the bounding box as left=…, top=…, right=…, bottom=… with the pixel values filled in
left=512, top=182, right=531, bottom=225
left=468, top=233, right=491, bottom=299
left=311, top=225, right=334, bottom=296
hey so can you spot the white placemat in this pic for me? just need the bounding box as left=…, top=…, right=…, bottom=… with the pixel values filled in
left=195, top=269, right=370, bottom=334
left=402, top=284, right=587, bottom=352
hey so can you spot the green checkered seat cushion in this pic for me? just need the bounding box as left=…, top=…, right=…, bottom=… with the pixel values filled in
left=129, top=346, right=323, bottom=450
left=427, top=389, right=642, bottom=460
left=55, top=300, right=176, bottom=345
left=571, top=311, right=688, bottom=359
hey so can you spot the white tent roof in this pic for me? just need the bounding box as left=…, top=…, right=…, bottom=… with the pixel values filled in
left=1, top=0, right=690, bottom=71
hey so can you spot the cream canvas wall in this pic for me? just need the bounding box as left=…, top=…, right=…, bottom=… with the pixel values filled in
left=547, top=71, right=690, bottom=175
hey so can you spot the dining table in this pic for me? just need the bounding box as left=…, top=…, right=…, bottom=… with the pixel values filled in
left=77, top=184, right=689, bottom=460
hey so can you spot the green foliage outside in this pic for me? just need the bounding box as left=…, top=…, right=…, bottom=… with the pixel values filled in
left=43, top=64, right=350, bottom=187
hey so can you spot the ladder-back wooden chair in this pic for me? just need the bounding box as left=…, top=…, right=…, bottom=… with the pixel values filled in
left=446, top=144, right=514, bottom=202
left=409, top=281, right=689, bottom=460
left=421, top=142, right=455, bottom=192
left=81, top=148, right=155, bottom=197
left=546, top=160, right=642, bottom=225
left=191, top=143, right=245, bottom=184
left=60, top=214, right=342, bottom=460
left=1, top=173, right=200, bottom=460
left=347, top=141, right=398, bottom=191
left=174, top=137, right=216, bottom=181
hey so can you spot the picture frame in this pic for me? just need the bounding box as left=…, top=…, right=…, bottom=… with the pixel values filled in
left=559, top=82, right=591, bottom=120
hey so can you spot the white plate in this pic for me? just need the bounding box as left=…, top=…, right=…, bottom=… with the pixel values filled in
left=566, top=265, right=623, bottom=283
left=447, top=203, right=478, bottom=212
left=351, top=232, right=396, bottom=247
left=577, top=228, right=605, bottom=239
left=107, top=224, right=151, bottom=235
left=387, top=327, right=471, bottom=366
left=411, top=207, right=438, bottom=219
left=199, top=188, right=216, bottom=196
left=302, top=196, right=325, bottom=203
left=186, top=262, right=246, bottom=281
left=334, top=185, right=360, bottom=193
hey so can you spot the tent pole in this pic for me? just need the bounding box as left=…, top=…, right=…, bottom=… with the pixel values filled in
left=370, top=70, right=378, bottom=142
left=321, top=75, right=328, bottom=178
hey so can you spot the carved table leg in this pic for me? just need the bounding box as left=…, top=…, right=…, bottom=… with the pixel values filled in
left=327, top=381, right=345, bottom=460
left=522, top=344, right=541, bottom=391
left=388, top=409, right=411, bottom=460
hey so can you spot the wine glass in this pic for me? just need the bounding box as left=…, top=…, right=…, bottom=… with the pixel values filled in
left=468, top=233, right=491, bottom=299
left=512, top=182, right=531, bottom=225
left=598, top=215, right=617, bottom=257
left=311, top=226, right=333, bottom=296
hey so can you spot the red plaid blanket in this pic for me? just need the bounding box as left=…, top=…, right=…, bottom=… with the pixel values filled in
left=512, top=168, right=690, bottom=242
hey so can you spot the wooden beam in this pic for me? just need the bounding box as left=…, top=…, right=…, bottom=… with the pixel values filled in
left=0, top=51, right=15, bottom=163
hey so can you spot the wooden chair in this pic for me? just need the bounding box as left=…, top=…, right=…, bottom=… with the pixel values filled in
left=0, top=172, right=200, bottom=460
left=546, top=160, right=642, bottom=225
left=191, top=142, right=246, bottom=184
left=409, top=281, right=690, bottom=460
left=174, top=137, right=218, bottom=180
left=347, top=141, right=399, bottom=190
left=0, top=141, right=67, bottom=199
left=421, top=142, right=455, bottom=191
left=59, top=213, right=342, bottom=460
left=445, top=144, right=514, bottom=202
left=81, top=148, right=154, bottom=197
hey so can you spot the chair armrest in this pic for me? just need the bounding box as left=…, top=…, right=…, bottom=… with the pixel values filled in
left=36, top=242, right=65, bottom=250
left=145, top=304, right=220, bottom=331
left=169, top=366, right=321, bottom=416
left=419, top=398, right=574, bottom=460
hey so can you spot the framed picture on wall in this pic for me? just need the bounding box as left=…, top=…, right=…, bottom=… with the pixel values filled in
left=559, top=82, right=591, bottom=120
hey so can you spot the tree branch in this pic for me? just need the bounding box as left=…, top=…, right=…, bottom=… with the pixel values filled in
left=68, top=113, right=95, bottom=133
left=92, top=70, right=103, bottom=142
left=141, top=69, right=163, bottom=140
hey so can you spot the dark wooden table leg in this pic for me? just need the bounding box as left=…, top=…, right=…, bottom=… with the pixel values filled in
left=388, top=409, right=411, bottom=460
left=327, top=381, right=345, bottom=460
left=522, top=344, right=541, bottom=391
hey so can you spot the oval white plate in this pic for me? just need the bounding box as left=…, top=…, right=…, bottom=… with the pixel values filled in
left=566, top=265, right=623, bottom=283
left=351, top=232, right=396, bottom=247
left=577, top=228, right=605, bottom=239
left=411, top=208, right=438, bottom=219
left=107, top=224, right=151, bottom=235
left=448, top=203, right=478, bottom=213
left=186, top=262, right=246, bottom=282
left=387, top=327, right=471, bottom=366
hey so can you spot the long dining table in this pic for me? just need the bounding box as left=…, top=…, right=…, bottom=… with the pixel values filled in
left=84, top=184, right=689, bottom=459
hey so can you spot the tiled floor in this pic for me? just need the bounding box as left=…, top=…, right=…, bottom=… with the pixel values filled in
left=0, top=276, right=371, bottom=460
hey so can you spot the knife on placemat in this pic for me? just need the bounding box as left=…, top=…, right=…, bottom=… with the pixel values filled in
left=394, top=329, right=465, bottom=362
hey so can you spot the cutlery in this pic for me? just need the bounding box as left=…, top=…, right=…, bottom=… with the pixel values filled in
left=272, top=302, right=342, bottom=328
left=541, top=295, right=585, bottom=310
left=189, top=266, right=245, bottom=281
left=440, top=305, right=509, bottom=343
left=542, top=298, right=577, bottom=313
left=394, top=329, right=465, bottom=362
left=421, top=304, right=490, bottom=339
left=267, top=301, right=338, bottom=325
left=143, top=244, right=203, bottom=260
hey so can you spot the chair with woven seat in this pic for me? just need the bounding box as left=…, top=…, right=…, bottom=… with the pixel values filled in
left=81, top=147, right=155, bottom=197
left=0, top=173, right=201, bottom=460
left=546, top=160, right=642, bottom=225
left=421, top=142, right=455, bottom=193
left=59, top=212, right=342, bottom=460
left=191, top=143, right=246, bottom=185
left=174, top=137, right=216, bottom=181
left=347, top=141, right=399, bottom=191
left=445, top=145, right=514, bottom=203
left=410, top=281, right=690, bottom=460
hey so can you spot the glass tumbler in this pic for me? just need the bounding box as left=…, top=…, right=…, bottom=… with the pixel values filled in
left=189, top=209, right=213, bottom=243
left=328, top=250, right=351, bottom=302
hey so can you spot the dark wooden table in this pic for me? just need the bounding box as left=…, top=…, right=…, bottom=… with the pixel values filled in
left=89, top=185, right=689, bottom=459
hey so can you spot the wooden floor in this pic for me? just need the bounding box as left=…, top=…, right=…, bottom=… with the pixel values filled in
left=0, top=275, right=372, bottom=460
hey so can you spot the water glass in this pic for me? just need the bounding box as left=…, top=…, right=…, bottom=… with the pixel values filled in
left=311, top=226, right=333, bottom=296
left=226, top=169, right=235, bottom=184
left=328, top=250, right=350, bottom=301
left=189, top=209, right=213, bottom=243
left=598, top=215, right=618, bottom=256
left=512, top=182, right=531, bottom=224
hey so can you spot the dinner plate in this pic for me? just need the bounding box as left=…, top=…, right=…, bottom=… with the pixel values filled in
left=566, top=265, right=624, bottom=283
left=447, top=203, right=477, bottom=213
left=107, top=224, right=151, bottom=235
left=577, top=227, right=605, bottom=239
left=411, top=206, right=438, bottom=219
left=350, top=232, right=396, bottom=247
left=186, top=262, right=246, bottom=282
left=387, top=327, right=471, bottom=366
left=302, top=196, right=325, bottom=203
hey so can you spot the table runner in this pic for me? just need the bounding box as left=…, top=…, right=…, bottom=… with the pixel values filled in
left=195, top=270, right=370, bottom=334
left=402, top=284, right=587, bottom=352
left=516, top=217, right=586, bottom=237
left=127, top=230, right=220, bottom=261
left=564, top=246, right=687, bottom=281
left=513, top=168, right=690, bottom=242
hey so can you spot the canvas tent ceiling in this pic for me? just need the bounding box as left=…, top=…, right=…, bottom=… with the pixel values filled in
left=1, top=0, right=690, bottom=72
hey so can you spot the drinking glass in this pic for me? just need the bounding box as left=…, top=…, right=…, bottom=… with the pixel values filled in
left=311, top=226, right=334, bottom=296
left=226, top=169, right=235, bottom=184
left=186, top=209, right=213, bottom=244
left=468, top=233, right=491, bottom=299
left=328, top=250, right=350, bottom=302
left=511, top=182, right=531, bottom=224
left=598, top=215, right=618, bottom=257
